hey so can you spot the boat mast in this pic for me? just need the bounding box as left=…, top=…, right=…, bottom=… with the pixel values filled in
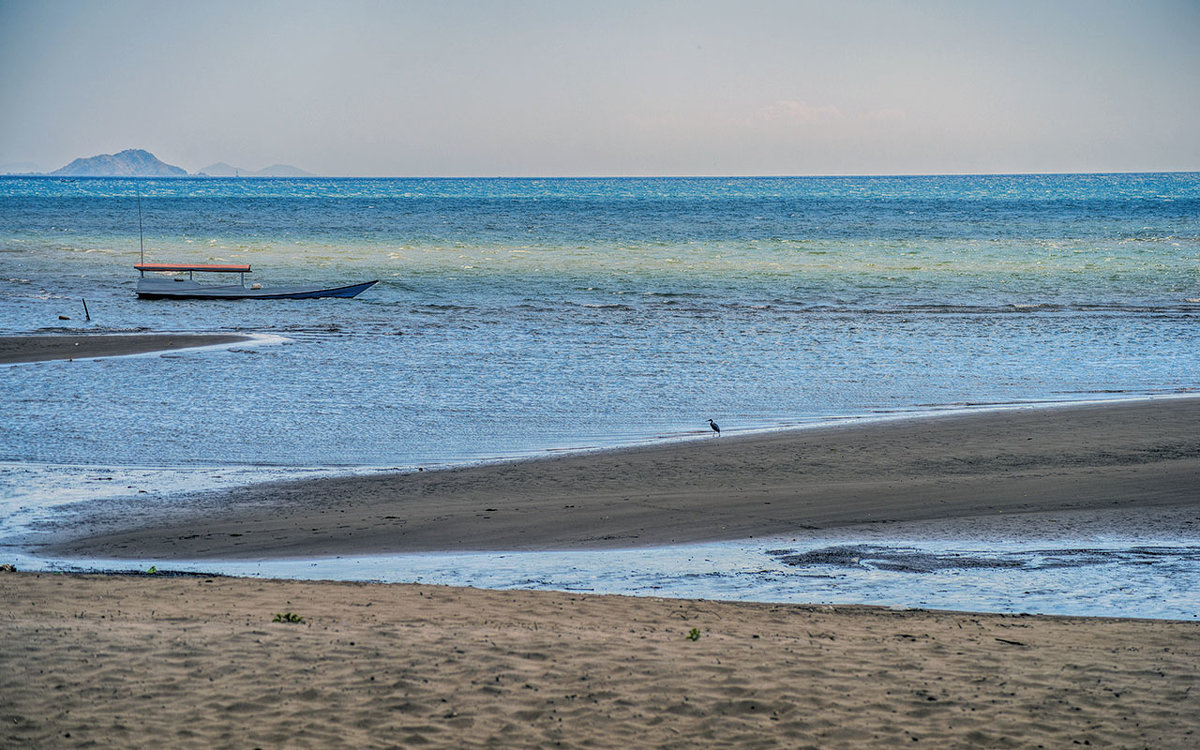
left=136, top=188, right=145, bottom=265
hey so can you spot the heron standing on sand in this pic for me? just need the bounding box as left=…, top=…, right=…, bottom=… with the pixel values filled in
left=707, top=418, right=721, bottom=436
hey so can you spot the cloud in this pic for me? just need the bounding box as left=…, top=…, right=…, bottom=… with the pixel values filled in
left=752, top=100, right=908, bottom=128
left=753, top=100, right=845, bottom=125
left=862, top=107, right=907, bottom=122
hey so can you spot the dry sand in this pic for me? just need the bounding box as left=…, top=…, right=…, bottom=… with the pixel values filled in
left=8, top=335, right=1200, bottom=747
left=41, top=397, right=1200, bottom=560
left=0, top=333, right=252, bottom=364
left=2, top=571, right=1197, bottom=749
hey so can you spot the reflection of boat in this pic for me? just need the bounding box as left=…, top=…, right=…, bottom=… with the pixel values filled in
left=135, top=263, right=378, bottom=300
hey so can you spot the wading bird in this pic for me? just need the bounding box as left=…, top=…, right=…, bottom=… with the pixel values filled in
left=707, top=418, right=721, bottom=436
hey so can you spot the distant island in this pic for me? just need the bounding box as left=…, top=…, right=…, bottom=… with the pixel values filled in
left=196, top=162, right=313, bottom=177
left=0, top=161, right=41, bottom=175
left=2, top=149, right=314, bottom=177
left=51, top=149, right=187, bottom=177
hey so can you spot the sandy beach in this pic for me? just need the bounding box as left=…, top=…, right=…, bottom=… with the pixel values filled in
left=39, top=396, right=1200, bottom=560
left=8, top=336, right=1200, bottom=747
left=2, top=570, right=1196, bottom=749
left=0, top=333, right=252, bottom=364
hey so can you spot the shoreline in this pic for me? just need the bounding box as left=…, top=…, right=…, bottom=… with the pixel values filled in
left=3, top=570, right=1197, bottom=748
left=0, top=332, right=255, bottom=364
left=37, top=396, right=1200, bottom=561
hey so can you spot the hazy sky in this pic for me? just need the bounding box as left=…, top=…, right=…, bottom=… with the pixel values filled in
left=2, top=0, right=1198, bottom=176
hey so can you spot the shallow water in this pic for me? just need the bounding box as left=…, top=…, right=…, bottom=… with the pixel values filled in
left=2, top=174, right=1198, bottom=616
left=3, top=174, right=1197, bottom=467
left=11, top=508, right=1199, bottom=620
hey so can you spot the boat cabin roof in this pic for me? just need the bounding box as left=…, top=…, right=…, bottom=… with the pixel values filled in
left=135, top=263, right=252, bottom=273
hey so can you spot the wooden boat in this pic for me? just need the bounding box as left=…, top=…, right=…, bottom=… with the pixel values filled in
left=135, top=263, right=378, bottom=300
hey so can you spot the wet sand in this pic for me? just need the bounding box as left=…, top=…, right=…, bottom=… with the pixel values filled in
left=1, top=570, right=1196, bottom=749
left=0, top=333, right=252, bottom=364
left=40, top=397, right=1200, bottom=560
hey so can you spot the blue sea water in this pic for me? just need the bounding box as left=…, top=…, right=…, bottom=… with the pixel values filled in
left=2, top=173, right=1198, bottom=617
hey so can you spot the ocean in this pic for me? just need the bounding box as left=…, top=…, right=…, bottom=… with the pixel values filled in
left=2, top=173, right=1198, bottom=618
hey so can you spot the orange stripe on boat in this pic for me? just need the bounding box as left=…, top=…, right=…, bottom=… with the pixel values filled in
left=135, top=263, right=252, bottom=273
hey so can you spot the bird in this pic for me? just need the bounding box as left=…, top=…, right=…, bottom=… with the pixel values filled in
left=707, top=418, right=721, bottom=436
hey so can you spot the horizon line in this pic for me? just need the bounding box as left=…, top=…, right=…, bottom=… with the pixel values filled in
left=5, top=169, right=1199, bottom=180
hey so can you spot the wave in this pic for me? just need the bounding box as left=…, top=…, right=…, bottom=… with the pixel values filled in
left=565, top=299, right=1200, bottom=317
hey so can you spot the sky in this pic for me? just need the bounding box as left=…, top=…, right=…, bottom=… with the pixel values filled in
left=1, top=0, right=1198, bottom=176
